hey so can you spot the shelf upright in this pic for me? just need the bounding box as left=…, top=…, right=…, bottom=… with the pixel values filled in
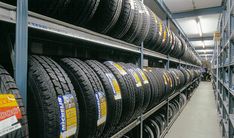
left=15, top=0, right=28, bottom=107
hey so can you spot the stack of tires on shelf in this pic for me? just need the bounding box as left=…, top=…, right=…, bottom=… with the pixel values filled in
left=2, top=0, right=201, bottom=66
left=0, top=62, right=201, bottom=138
left=143, top=94, right=188, bottom=138
left=26, top=55, right=200, bottom=138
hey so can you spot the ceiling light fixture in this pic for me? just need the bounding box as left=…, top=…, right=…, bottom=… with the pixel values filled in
left=196, top=17, right=202, bottom=37
left=202, top=41, right=205, bottom=48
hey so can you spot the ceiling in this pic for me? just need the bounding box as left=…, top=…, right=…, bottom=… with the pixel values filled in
left=164, top=0, right=223, bottom=61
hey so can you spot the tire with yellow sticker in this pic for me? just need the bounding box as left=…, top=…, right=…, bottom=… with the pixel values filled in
left=59, top=58, right=107, bottom=138
left=0, top=65, right=29, bottom=138
left=128, top=64, right=151, bottom=113
left=118, top=63, right=144, bottom=120
left=28, top=56, right=79, bottom=138
left=85, top=60, right=122, bottom=137
left=103, top=61, right=135, bottom=129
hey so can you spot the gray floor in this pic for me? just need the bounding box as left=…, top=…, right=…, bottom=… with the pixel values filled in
left=165, top=82, right=222, bottom=138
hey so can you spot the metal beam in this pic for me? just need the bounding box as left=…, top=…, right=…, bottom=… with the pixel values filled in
left=189, top=36, right=214, bottom=41
left=172, top=6, right=224, bottom=19
left=197, top=51, right=214, bottom=54
left=155, top=0, right=201, bottom=59
left=195, top=46, right=214, bottom=50
left=15, top=0, right=28, bottom=107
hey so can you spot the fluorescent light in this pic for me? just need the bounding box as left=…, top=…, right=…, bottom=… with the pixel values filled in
left=196, top=18, right=202, bottom=37
left=202, top=41, right=205, bottom=48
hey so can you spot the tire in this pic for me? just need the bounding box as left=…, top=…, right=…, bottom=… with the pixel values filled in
left=143, top=69, right=159, bottom=110
left=108, top=0, right=135, bottom=39
left=132, top=3, right=151, bottom=46
left=88, top=0, right=123, bottom=34
left=118, top=63, right=144, bottom=119
left=59, top=58, right=107, bottom=138
left=146, top=119, right=160, bottom=138
left=85, top=60, right=122, bottom=137
left=60, top=0, right=101, bottom=26
left=128, top=64, right=151, bottom=113
left=144, top=8, right=159, bottom=50
left=122, top=0, right=143, bottom=44
left=143, top=124, right=154, bottom=138
left=103, top=61, right=135, bottom=128
left=0, top=65, right=29, bottom=138
left=28, top=55, right=79, bottom=138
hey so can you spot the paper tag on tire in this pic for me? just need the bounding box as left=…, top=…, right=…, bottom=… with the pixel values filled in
left=106, top=73, right=122, bottom=100
left=109, top=62, right=127, bottom=76
left=95, top=92, right=107, bottom=126
left=128, top=69, right=142, bottom=87
left=136, top=68, right=149, bottom=84
left=58, top=94, right=77, bottom=138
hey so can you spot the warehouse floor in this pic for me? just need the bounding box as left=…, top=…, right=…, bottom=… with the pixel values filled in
left=165, top=82, right=221, bottom=138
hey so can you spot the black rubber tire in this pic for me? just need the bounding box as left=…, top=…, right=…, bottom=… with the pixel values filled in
left=146, top=119, right=160, bottom=138
left=121, top=0, right=143, bottom=43
left=108, top=0, right=135, bottom=39
left=88, top=0, right=123, bottom=34
left=28, top=55, right=79, bottom=138
left=103, top=61, right=135, bottom=128
left=132, top=3, right=151, bottom=46
left=0, top=65, right=29, bottom=138
left=58, top=0, right=100, bottom=26
left=118, top=63, right=144, bottom=119
left=143, top=124, right=154, bottom=138
left=85, top=60, right=122, bottom=137
left=128, top=64, right=151, bottom=113
left=144, top=8, right=159, bottom=50
left=143, top=69, right=159, bottom=110
left=59, top=58, right=107, bottom=138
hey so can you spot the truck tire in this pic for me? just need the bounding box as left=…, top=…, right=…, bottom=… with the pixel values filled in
left=28, top=55, right=79, bottom=138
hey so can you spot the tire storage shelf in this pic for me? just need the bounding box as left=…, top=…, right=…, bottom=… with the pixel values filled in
left=212, top=0, right=234, bottom=137
left=0, top=0, right=201, bottom=138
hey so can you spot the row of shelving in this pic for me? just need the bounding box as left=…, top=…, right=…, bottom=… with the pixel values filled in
left=0, top=2, right=200, bottom=68
left=111, top=78, right=200, bottom=138
left=0, top=0, right=202, bottom=138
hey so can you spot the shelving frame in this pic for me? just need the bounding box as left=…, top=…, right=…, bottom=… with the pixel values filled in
left=0, top=0, right=201, bottom=138
left=212, top=0, right=234, bottom=137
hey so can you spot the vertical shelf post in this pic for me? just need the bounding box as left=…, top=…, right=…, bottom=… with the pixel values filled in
left=15, top=0, right=28, bottom=107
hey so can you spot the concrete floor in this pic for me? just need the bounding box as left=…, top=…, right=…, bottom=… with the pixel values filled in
left=165, top=82, right=222, bottom=138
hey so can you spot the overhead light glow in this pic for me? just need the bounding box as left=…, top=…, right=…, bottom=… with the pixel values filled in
left=196, top=18, right=202, bottom=37
left=202, top=41, right=205, bottom=48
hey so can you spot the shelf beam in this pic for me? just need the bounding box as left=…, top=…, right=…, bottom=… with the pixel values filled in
left=172, top=6, right=224, bottom=19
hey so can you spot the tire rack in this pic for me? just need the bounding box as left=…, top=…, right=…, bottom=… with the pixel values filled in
left=0, top=0, right=201, bottom=138
left=111, top=77, right=200, bottom=138
left=211, top=0, right=234, bottom=137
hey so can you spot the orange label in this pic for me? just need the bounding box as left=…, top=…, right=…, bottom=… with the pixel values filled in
left=0, top=94, right=22, bottom=121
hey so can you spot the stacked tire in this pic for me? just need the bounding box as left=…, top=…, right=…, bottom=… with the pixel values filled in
left=26, top=55, right=201, bottom=137
left=143, top=94, right=187, bottom=138
left=0, top=0, right=202, bottom=66
left=0, top=65, right=29, bottom=138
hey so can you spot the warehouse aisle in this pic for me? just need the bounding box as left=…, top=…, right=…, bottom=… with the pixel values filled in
left=165, top=82, right=221, bottom=138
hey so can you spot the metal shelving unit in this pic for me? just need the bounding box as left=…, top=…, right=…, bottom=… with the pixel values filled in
left=212, top=0, right=234, bottom=137
left=111, top=78, right=200, bottom=138
left=0, top=0, right=201, bottom=138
